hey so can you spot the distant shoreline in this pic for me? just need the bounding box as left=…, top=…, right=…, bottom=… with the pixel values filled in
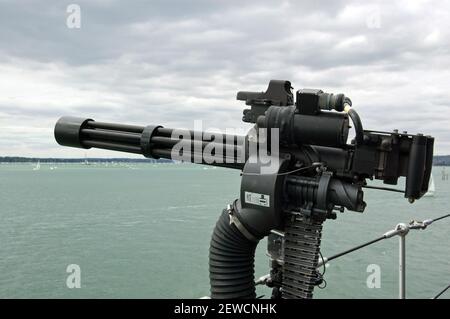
left=434, top=155, right=450, bottom=166
left=0, top=157, right=173, bottom=164
left=2, top=156, right=450, bottom=166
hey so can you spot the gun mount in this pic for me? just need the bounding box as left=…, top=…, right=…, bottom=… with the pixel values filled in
left=54, top=80, right=434, bottom=299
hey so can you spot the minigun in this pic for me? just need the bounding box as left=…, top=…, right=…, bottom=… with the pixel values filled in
left=54, top=80, right=434, bottom=299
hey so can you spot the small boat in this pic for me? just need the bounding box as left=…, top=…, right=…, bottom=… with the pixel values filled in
left=33, top=161, right=41, bottom=171
left=424, top=174, right=435, bottom=197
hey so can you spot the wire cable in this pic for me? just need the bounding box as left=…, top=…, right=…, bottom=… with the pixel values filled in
left=325, top=235, right=386, bottom=263
left=432, top=214, right=450, bottom=222
left=433, top=284, right=450, bottom=299
left=325, top=213, right=450, bottom=263
left=362, top=185, right=405, bottom=194
left=347, top=108, right=364, bottom=146
left=319, top=251, right=326, bottom=276
left=317, top=251, right=328, bottom=289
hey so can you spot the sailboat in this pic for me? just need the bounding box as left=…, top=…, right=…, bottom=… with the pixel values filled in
left=424, top=174, right=435, bottom=197
left=84, top=154, right=90, bottom=165
left=33, top=161, right=41, bottom=171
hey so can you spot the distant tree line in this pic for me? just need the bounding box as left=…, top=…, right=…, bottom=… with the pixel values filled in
left=434, top=155, right=450, bottom=166
left=1, top=156, right=449, bottom=165
left=0, top=157, right=174, bottom=163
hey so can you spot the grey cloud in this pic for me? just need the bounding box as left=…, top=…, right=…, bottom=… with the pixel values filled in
left=0, top=0, right=449, bottom=157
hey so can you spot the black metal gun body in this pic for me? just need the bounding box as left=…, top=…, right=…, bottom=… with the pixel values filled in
left=54, top=80, right=434, bottom=299
left=55, top=85, right=433, bottom=202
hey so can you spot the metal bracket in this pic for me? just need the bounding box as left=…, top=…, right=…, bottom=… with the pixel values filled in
left=227, top=204, right=259, bottom=243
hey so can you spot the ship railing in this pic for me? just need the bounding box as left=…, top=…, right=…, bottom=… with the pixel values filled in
left=256, top=214, right=450, bottom=299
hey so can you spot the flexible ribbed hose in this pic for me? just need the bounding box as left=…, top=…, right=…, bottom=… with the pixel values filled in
left=209, top=209, right=259, bottom=298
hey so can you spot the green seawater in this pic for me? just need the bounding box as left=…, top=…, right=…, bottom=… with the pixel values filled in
left=0, top=163, right=448, bottom=298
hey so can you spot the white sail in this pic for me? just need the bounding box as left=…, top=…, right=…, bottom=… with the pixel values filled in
left=424, top=174, right=435, bottom=197
left=33, top=161, right=40, bottom=170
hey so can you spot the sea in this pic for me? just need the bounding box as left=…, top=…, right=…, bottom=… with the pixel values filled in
left=0, top=163, right=448, bottom=299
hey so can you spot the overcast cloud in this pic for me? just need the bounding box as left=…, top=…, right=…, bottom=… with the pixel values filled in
left=0, top=0, right=449, bottom=157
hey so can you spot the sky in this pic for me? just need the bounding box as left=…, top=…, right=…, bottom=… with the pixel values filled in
left=0, top=0, right=449, bottom=157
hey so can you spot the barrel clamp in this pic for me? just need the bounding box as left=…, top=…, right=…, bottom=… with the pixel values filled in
left=141, top=125, right=162, bottom=158
left=227, top=203, right=259, bottom=243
